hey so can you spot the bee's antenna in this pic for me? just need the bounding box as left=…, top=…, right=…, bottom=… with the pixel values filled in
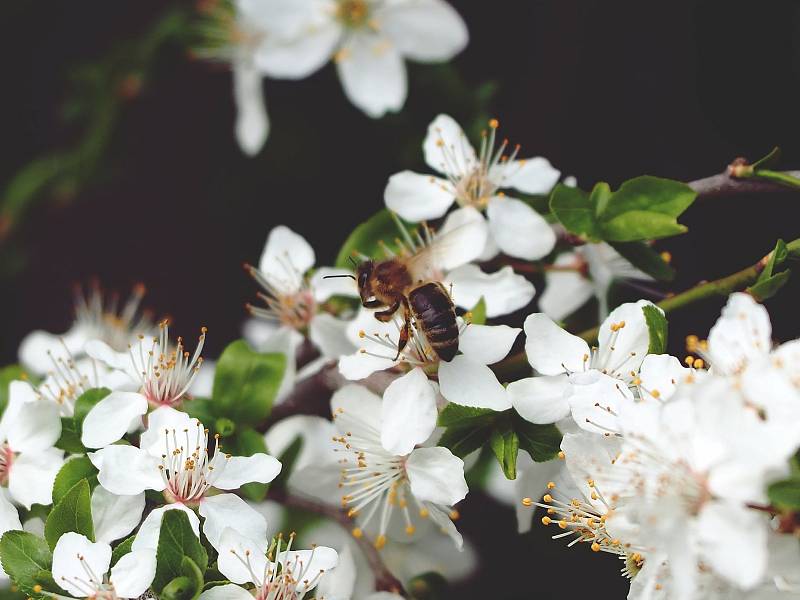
left=323, top=274, right=357, bottom=280
left=348, top=256, right=359, bottom=268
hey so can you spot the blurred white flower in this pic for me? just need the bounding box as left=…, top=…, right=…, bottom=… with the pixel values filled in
left=384, top=114, right=561, bottom=260
left=331, top=372, right=468, bottom=549
left=538, top=243, right=655, bottom=321
left=51, top=532, right=155, bottom=600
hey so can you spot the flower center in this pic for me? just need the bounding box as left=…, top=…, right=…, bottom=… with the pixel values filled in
left=335, top=0, right=371, bottom=28
left=38, top=349, right=94, bottom=415
left=246, top=262, right=318, bottom=332
left=131, top=320, right=206, bottom=408
left=159, top=421, right=229, bottom=505
left=0, top=444, right=14, bottom=486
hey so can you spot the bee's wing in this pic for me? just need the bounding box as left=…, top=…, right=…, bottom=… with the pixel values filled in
left=406, top=207, right=488, bottom=280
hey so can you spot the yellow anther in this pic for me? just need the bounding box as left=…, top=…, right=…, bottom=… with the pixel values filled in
left=660, top=251, right=672, bottom=263
left=650, top=389, right=661, bottom=399
left=488, top=118, right=499, bottom=129
left=558, top=520, right=568, bottom=529
left=405, top=525, right=416, bottom=535
left=543, top=494, right=553, bottom=503
left=351, top=528, right=363, bottom=539
left=449, top=509, right=460, bottom=521
left=694, top=358, right=705, bottom=369
left=522, top=497, right=533, bottom=506
left=374, top=535, right=387, bottom=550
left=591, top=542, right=601, bottom=552
left=419, top=508, right=429, bottom=518
left=541, top=516, right=552, bottom=525
left=546, top=481, right=556, bottom=489
left=358, top=330, right=366, bottom=338
left=558, top=451, right=565, bottom=460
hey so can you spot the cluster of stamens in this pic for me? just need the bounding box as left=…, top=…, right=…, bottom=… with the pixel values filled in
left=131, top=320, right=206, bottom=408
left=430, top=118, right=525, bottom=210
left=74, top=283, right=154, bottom=352
left=159, top=420, right=229, bottom=505
left=230, top=532, right=327, bottom=600
left=54, top=554, right=117, bottom=600
left=335, top=0, right=373, bottom=29
left=245, top=261, right=317, bottom=332
left=332, top=407, right=458, bottom=549
left=37, top=344, right=96, bottom=413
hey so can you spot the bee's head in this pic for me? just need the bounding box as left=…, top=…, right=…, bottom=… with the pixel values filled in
left=356, top=260, right=375, bottom=302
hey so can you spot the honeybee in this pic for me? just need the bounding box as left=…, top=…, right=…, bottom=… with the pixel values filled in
left=326, top=217, right=484, bottom=362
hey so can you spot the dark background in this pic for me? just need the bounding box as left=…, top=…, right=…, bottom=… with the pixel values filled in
left=3, top=1, right=800, bottom=598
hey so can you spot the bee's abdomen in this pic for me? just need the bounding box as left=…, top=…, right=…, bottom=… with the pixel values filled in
left=409, top=282, right=458, bottom=362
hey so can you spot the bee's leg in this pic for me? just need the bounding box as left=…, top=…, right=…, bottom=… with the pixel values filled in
left=374, top=299, right=400, bottom=322
left=394, top=301, right=411, bottom=360
left=362, top=299, right=384, bottom=309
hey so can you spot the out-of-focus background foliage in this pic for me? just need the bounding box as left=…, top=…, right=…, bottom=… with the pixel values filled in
left=3, top=1, right=800, bottom=597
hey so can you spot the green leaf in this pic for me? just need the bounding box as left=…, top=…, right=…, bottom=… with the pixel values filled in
left=212, top=340, right=285, bottom=423
left=44, top=479, right=94, bottom=549
left=468, top=297, right=487, bottom=325
left=229, top=427, right=270, bottom=501
left=514, top=416, right=562, bottom=462
left=154, top=510, right=208, bottom=593
left=748, top=270, right=791, bottom=302
left=549, top=184, right=602, bottom=241
left=0, top=365, right=26, bottom=415
left=183, top=397, right=217, bottom=424
left=161, top=557, right=204, bottom=600
left=767, top=477, right=800, bottom=510
left=610, top=241, right=675, bottom=282
left=214, top=418, right=236, bottom=438
left=438, top=423, right=493, bottom=459
left=489, top=419, right=519, bottom=480
left=642, top=304, right=668, bottom=355
left=73, top=388, right=111, bottom=436
left=597, top=176, right=696, bottom=242
left=437, top=403, right=496, bottom=428
left=55, top=417, right=85, bottom=454
left=52, top=456, right=98, bottom=505
left=111, top=535, right=135, bottom=567
left=335, top=209, right=413, bottom=268
left=0, top=531, right=53, bottom=595
left=758, top=239, right=788, bottom=281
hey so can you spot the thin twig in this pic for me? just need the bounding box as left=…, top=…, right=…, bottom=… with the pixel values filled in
left=688, top=169, right=800, bottom=198
left=267, top=487, right=406, bottom=595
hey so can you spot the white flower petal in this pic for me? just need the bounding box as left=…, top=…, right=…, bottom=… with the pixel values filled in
left=336, top=32, right=406, bottom=118
left=264, top=415, right=337, bottom=472
left=52, top=533, right=111, bottom=598
left=9, top=448, right=64, bottom=508
left=255, top=21, right=340, bottom=79
left=0, top=494, right=21, bottom=536
left=310, top=267, right=359, bottom=302
left=423, top=502, right=463, bottom=550
left=259, top=225, right=316, bottom=286
left=381, top=368, right=437, bottom=455
left=438, top=355, right=511, bottom=410
left=190, top=359, right=216, bottom=398
left=216, top=528, right=268, bottom=585
left=707, top=292, right=772, bottom=374
left=638, top=354, right=690, bottom=403
left=459, top=324, right=520, bottom=365
left=3, top=389, right=61, bottom=453
left=278, top=547, right=338, bottom=594
left=338, top=351, right=398, bottom=381
left=316, top=544, right=356, bottom=600
left=81, top=391, right=148, bottom=449
left=378, top=0, right=467, bottom=61
left=233, top=58, right=268, bottom=156
left=433, top=206, right=490, bottom=270
left=490, top=157, right=560, bottom=195
left=523, top=313, right=590, bottom=375
left=384, top=171, right=455, bottom=222
left=90, top=446, right=164, bottom=496
left=199, top=493, right=268, bottom=551
left=568, top=371, right=633, bottom=434
left=406, top=447, right=467, bottom=506
left=19, top=328, right=87, bottom=375
left=486, top=196, right=556, bottom=260
left=110, top=550, right=156, bottom=598
left=309, top=313, right=357, bottom=359
left=211, top=454, right=282, bottom=490
left=595, top=300, right=654, bottom=381
left=199, top=583, right=255, bottom=600
left=91, top=487, right=145, bottom=544
left=696, top=501, right=767, bottom=589
left=422, top=114, right=475, bottom=177
left=508, top=375, right=571, bottom=424
left=331, top=384, right=383, bottom=436
left=445, top=264, right=535, bottom=318
left=131, top=504, right=200, bottom=553
left=538, top=252, right=594, bottom=321
left=138, top=406, right=195, bottom=457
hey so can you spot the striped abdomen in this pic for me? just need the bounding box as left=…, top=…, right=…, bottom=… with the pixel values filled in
left=408, top=282, right=458, bottom=362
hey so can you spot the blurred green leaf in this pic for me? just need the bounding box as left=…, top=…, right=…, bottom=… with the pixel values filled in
left=0, top=366, right=26, bottom=415
left=335, top=209, right=413, bottom=268
left=610, top=242, right=675, bottom=282
left=489, top=417, right=519, bottom=480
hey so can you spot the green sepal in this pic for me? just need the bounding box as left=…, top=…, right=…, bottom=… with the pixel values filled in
left=489, top=416, right=519, bottom=480
left=44, top=479, right=94, bottom=549
left=747, top=239, right=791, bottom=301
